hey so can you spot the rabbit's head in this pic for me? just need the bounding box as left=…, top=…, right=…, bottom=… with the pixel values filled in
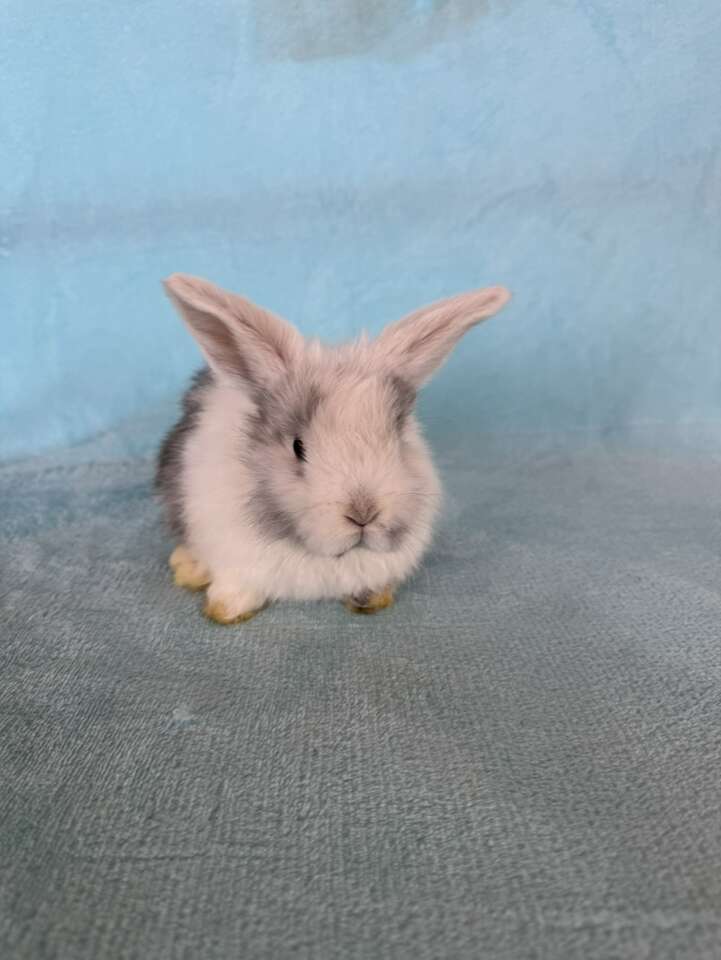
left=165, top=274, right=510, bottom=559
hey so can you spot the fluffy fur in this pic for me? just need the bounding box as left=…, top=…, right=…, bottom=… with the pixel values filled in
left=156, top=274, right=510, bottom=620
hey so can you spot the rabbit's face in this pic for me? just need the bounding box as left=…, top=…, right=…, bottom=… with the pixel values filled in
left=245, top=367, right=436, bottom=558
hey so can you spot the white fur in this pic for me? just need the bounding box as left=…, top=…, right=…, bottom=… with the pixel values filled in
left=160, top=274, right=510, bottom=610
left=181, top=381, right=439, bottom=602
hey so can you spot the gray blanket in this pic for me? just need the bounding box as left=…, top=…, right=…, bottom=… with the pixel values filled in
left=2, top=434, right=720, bottom=958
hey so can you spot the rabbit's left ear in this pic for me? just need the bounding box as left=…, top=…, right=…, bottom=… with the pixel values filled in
left=371, top=286, right=511, bottom=388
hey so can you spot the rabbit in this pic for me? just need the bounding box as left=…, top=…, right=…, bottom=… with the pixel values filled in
left=156, top=274, right=510, bottom=623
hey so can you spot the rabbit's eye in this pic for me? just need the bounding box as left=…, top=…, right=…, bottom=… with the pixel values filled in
left=293, top=436, right=306, bottom=462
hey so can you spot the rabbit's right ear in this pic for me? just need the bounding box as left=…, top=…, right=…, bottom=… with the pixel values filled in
left=163, top=274, right=303, bottom=389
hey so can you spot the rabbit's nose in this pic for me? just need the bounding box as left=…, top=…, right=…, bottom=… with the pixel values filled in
left=344, top=495, right=380, bottom=528
left=345, top=511, right=380, bottom=529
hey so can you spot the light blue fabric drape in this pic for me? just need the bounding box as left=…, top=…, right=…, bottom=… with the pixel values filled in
left=2, top=1, right=720, bottom=460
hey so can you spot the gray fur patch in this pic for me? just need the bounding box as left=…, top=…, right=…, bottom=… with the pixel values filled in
left=245, top=380, right=324, bottom=452
left=350, top=589, right=373, bottom=608
left=240, top=380, right=326, bottom=544
left=248, top=483, right=304, bottom=546
left=289, top=382, right=323, bottom=436
left=386, top=521, right=409, bottom=549
left=245, top=386, right=277, bottom=447
left=155, top=367, right=213, bottom=537
left=388, top=376, right=416, bottom=430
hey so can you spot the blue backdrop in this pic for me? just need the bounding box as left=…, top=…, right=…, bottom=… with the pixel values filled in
left=2, top=1, right=720, bottom=460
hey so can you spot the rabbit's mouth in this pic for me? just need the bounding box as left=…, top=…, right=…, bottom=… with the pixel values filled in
left=333, top=524, right=405, bottom=558
left=302, top=512, right=412, bottom=559
left=333, top=537, right=365, bottom=559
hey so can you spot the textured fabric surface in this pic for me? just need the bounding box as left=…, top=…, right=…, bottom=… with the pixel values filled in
left=2, top=435, right=721, bottom=958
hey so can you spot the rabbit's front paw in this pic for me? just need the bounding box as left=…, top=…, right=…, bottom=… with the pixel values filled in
left=169, top=545, right=211, bottom=591
left=344, top=587, right=394, bottom=615
left=203, top=585, right=267, bottom=625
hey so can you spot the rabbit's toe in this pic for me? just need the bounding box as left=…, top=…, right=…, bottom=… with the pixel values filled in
left=204, top=586, right=267, bottom=624
left=169, top=545, right=210, bottom=591
left=344, top=587, right=394, bottom=614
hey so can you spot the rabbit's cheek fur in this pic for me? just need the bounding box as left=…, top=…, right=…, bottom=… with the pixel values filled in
left=362, top=521, right=410, bottom=554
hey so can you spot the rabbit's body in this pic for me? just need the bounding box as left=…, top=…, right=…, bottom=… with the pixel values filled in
left=159, top=367, right=439, bottom=605
left=156, top=274, right=510, bottom=622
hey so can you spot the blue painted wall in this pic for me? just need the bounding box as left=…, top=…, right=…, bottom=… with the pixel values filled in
left=2, top=1, right=720, bottom=459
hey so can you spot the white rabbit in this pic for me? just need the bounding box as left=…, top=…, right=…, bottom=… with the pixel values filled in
left=156, top=274, right=510, bottom=623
